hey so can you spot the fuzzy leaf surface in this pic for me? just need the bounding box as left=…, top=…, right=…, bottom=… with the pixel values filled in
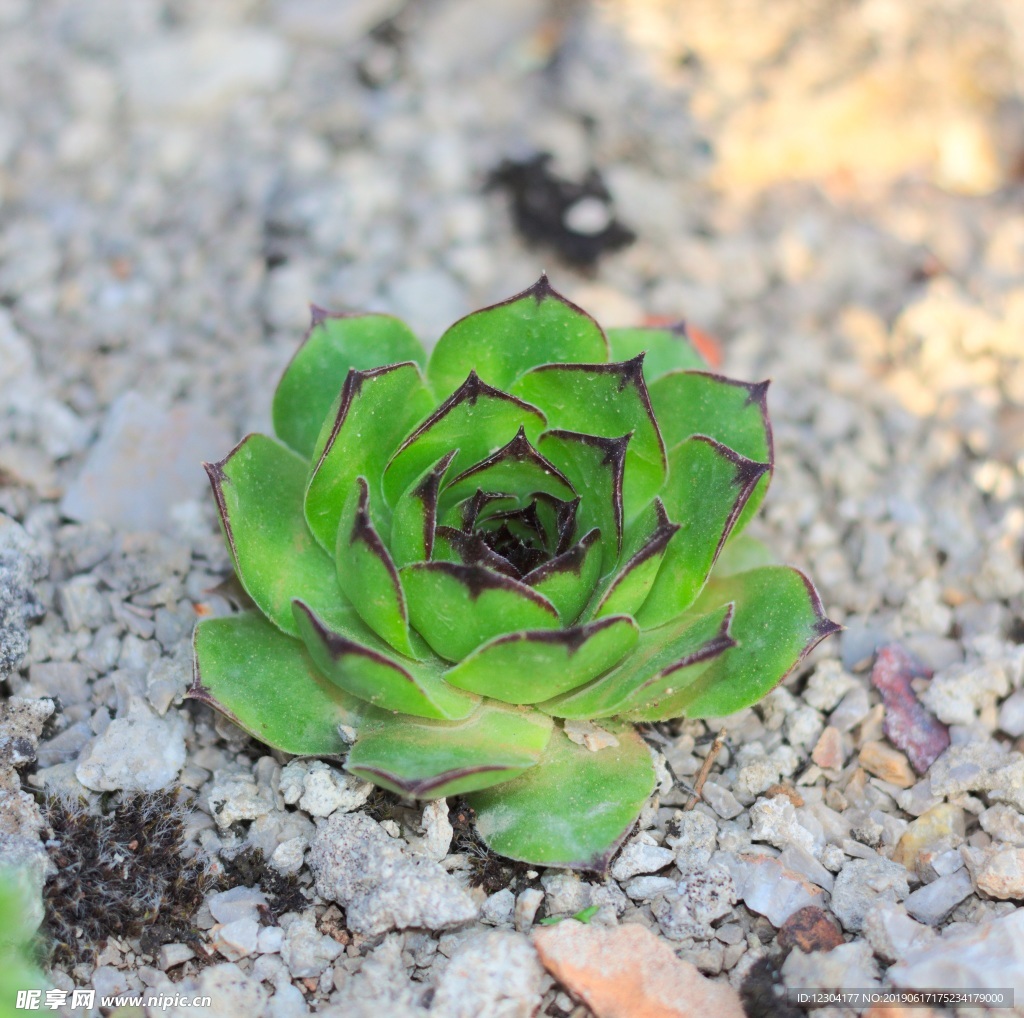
left=443, top=615, right=639, bottom=703
left=513, top=357, right=666, bottom=516
left=388, top=452, right=457, bottom=568
left=345, top=701, right=553, bottom=798
left=637, top=437, right=767, bottom=628
left=190, top=614, right=368, bottom=755
left=428, top=276, right=609, bottom=397
left=292, top=600, right=477, bottom=720
left=537, top=431, right=627, bottom=574
left=540, top=603, right=735, bottom=720
left=402, top=562, right=559, bottom=661
left=382, top=374, right=546, bottom=505
left=273, top=313, right=426, bottom=459
left=206, top=434, right=346, bottom=637
left=305, top=363, right=434, bottom=550
left=522, top=528, right=603, bottom=624
left=590, top=499, right=679, bottom=619
left=438, top=428, right=576, bottom=512
left=606, top=325, right=706, bottom=380
left=649, top=370, right=772, bottom=536
left=467, top=723, right=655, bottom=870
left=335, top=478, right=414, bottom=657
left=649, top=565, right=842, bottom=718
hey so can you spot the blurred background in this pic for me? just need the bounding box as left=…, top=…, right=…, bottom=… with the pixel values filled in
left=1, top=0, right=1023, bottom=645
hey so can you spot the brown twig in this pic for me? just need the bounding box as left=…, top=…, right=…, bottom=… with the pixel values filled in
left=684, top=726, right=727, bottom=810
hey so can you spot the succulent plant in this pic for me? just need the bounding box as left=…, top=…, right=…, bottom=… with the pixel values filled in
left=189, top=277, right=839, bottom=869
left=0, top=868, right=45, bottom=1007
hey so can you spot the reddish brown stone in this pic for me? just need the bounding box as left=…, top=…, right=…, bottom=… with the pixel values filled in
left=764, top=783, right=804, bottom=807
left=811, top=725, right=845, bottom=770
left=534, top=920, right=745, bottom=1018
left=776, top=905, right=844, bottom=954
left=870, top=644, right=950, bottom=774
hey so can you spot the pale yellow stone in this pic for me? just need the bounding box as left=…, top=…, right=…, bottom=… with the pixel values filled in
left=858, top=741, right=916, bottom=788
left=893, top=804, right=966, bottom=875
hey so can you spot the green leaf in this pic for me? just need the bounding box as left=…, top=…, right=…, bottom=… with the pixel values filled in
left=292, top=600, right=478, bottom=720
left=606, top=324, right=706, bottom=380
left=401, top=562, right=559, bottom=661
left=190, top=613, right=369, bottom=755
left=443, top=616, right=639, bottom=703
left=334, top=478, right=413, bottom=656
left=655, top=566, right=842, bottom=718
left=636, top=437, right=768, bottom=629
left=346, top=701, right=553, bottom=798
left=382, top=373, right=547, bottom=506
left=649, top=371, right=771, bottom=457
left=513, top=356, right=666, bottom=516
left=205, top=434, right=347, bottom=637
left=438, top=427, right=576, bottom=512
left=532, top=493, right=580, bottom=555
left=388, top=452, right=457, bottom=568
left=427, top=275, right=609, bottom=397
left=711, top=532, right=777, bottom=578
left=522, top=528, right=603, bottom=624
left=467, top=723, right=655, bottom=871
left=538, top=905, right=601, bottom=925
left=305, top=363, right=434, bottom=551
left=648, top=370, right=773, bottom=536
left=590, top=499, right=679, bottom=619
left=540, top=603, right=735, bottom=720
left=273, top=311, right=427, bottom=459
left=537, top=431, right=628, bottom=574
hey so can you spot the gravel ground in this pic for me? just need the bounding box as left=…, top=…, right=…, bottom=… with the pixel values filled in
left=2, top=1, right=1024, bottom=1016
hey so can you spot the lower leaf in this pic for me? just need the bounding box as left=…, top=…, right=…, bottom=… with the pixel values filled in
left=442, top=616, right=639, bottom=703
left=660, top=565, right=842, bottom=718
left=189, top=613, right=370, bottom=755
left=539, top=604, right=735, bottom=720
left=345, top=700, right=553, bottom=798
left=467, top=722, right=655, bottom=871
left=292, top=600, right=478, bottom=720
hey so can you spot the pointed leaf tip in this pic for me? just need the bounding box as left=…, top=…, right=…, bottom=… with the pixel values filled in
left=427, top=279, right=608, bottom=395
left=670, top=565, right=843, bottom=719
left=746, top=378, right=771, bottom=405
left=334, top=476, right=416, bottom=657
left=794, top=567, right=844, bottom=640
left=274, top=312, right=428, bottom=459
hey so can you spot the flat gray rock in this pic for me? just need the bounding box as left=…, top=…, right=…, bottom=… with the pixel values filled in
left=0, top=515, right=45, bottom=682
left=431, top=930, right=548, bottom=1018
left=831, top=857, right=910, bottom=932
left=721, top=851, right=827, bottom=928
left=75, top=704, right=186, bottom=792
left=902, top=868, right=973, bottom=925
left=889, top=908, right=1024, bottom=999
left=61, top=392, right=231, bottom=533
left=308, top=812, right=478, bottom=936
